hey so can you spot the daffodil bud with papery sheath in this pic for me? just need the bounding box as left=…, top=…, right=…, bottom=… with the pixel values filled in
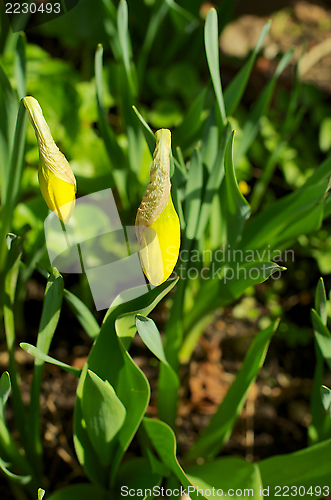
left=135, top=129, right=180, bottom=286
left=23, top=96, right=76, bottom=224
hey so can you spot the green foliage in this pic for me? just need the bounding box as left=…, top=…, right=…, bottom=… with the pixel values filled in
left=1, top=1, right=331, bottom=499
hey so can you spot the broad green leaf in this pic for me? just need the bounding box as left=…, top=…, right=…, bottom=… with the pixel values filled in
left=81, top=370, right=126, bottom=467
left=143, top=418, right=202, bottom=500
left=204, top=8, right=226, bottom=125
left=20, top=343, right=81, bottom=377
left=196, top=124, right=231, bottom=240
left=184, top=149, right=204, bottom=241
left=28, top=268, right=64, bottom=477
left=46, top=484, right=107, bottom=500
left=64, top=289, right=100, bottom=340
left=315, top=277, right=327, bottom=325
left=259, top=438, right=331, bottom=500
left=0, top=457, right=31, bottom=485
left=224, top=20, right=271, bottom=116
left=74, top=283, right=176, bottom=487
left=132, top=105, right=156, bottom=156
left=311, top=309, right=331, bottom=371
left=114, top=457, right=162, bottom=499
left=0, top=372, right=11, bottom=419
left=185, top=319, right=279, bottom=461
left=321, top=386, right=331, bottom=416
left=136, top=315, right=179, bottom=428
left=186, top=457, right=263, bottom=500
left=221, top=131, right=251, bottom=248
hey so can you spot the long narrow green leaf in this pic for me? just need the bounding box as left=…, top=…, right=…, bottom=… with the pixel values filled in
left=0, top=100, right=27, bottom=277
left=224, top=20, right=271, bottom=116
left=132, top=105, right=156, bottom=156
left=315, top=277, right=327, bottom=325
left=184, top=149, right=204, bottom=241
left=173, top=87, right=208, bottom=149
left=235, top=48, right=294, bottom=161
left=0, top=372, right=11, bottom=420
left=221, top=131, right=251, bottom=248
left=204, top=8, right=226, bottom=125
left=27, top=268, right=64, bottom=479
left=185, top=319, right=279, bottom=462
left=311, top=309, right=331, bottom=371
left=117, top=0, right=136, bottom=95
left=64, top=289, right=100, bottom=340
left=20, top=343, right=81, bottom=377
left=3, top=235, right=27, bottom=448
left=14, top=33, right=26, bottom=100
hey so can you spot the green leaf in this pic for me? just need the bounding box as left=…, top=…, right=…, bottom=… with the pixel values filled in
left=0, top=372, right=11, bottom=419
left=74, top=283, right=176, bottom=487
left=143, top=418, right=201, bottom=499
left=28, top=268, right=64, bottom=477
left=321, top=386, right=331, bottom=416
left=46, top=484, right=107, bottom=500
left=0, top=457, right=31, bottom=485
left=221, top=131, right=251, bottom=248
left=20, top=343, right=81, bottom=377
left=94, top=44, right=127, bottom=203
left=204, top=8, right=226, bottom=125
left=315, top=277, right=327, bottom=325
left=184, top=149, right=204, bottom=241
left=311, top=309, right=331, bottom=371
left=111, top=279, right=178, bottom=345
left=81, top=370, right=126, bottom=467
left=196, top=124, right=231, bottom=240
left=64, top=289, right=100, bottom=340
left=135, top=316, right=179, bottom=428
left=132, top=105, right=156, bottom=156
left=259, top=438, right=331, bottom=499
left=173, top=87, right=208, bottom=150
left=224, top=20, right=271, bottom=116
left=114, top=457, right=162, bottom=499
left=117, top=0, right=136, bottom=95
left=15, top=33, right=26, bottom=100
left=186, top=457, right=263, bottom=500
left=235, top=48, right=294, bottom=161
left=183, top=262, right=283, bottom=340
left=185, top=319, right=279, bottom=461
left=240, top=182, right=327, bottom=252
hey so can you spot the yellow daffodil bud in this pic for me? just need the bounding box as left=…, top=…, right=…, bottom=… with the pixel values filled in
left=135, top=129, right=180, bottom=286
left=23, top=96, right=76, bottom=224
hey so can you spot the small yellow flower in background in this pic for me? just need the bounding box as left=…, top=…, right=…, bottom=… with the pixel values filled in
left=238, top=180, right=250, bottom=196
left=135, top=129, right=180, bottom=286
left=23, top=96, right=76, bottom=224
